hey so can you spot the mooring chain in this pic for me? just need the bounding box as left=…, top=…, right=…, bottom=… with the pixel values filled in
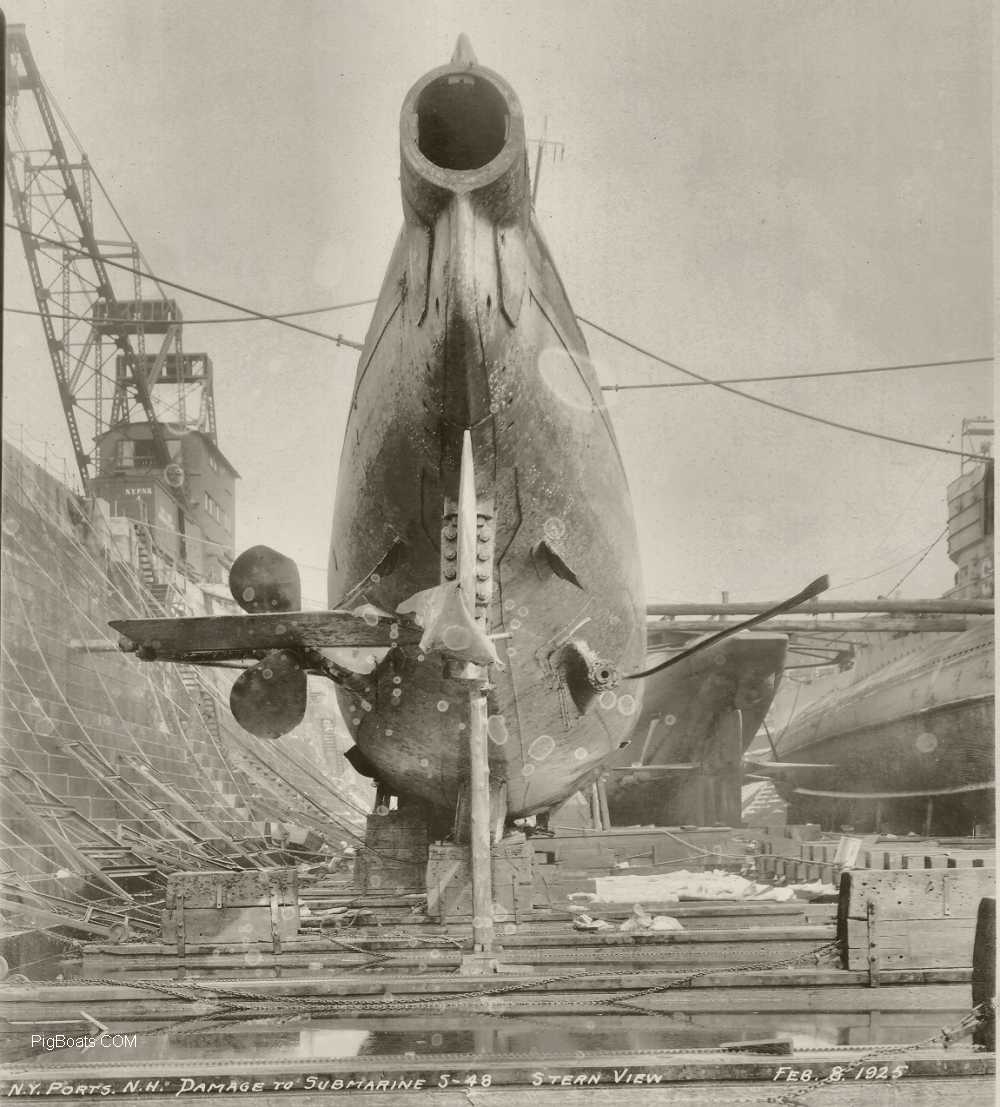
left=315, top=936, right=834, bottom=1015
left=52, top=976, right=224, bottom=1003
left=369, top=927, right=466, bottom=949
left=289, top=967, right=615, bottom=1014
left=312, top=934, right=397, bottom=964
left=177, top=937, right=847, bottom=1018
left=760, top=1001, right=992, bottom=1107
left=10, top=971, right=989, bottom=1083
left=348, top=936, right=838, bottom=1017
left=12, top=928, right=842, bottom=1016
left=607, top=940, right=843, bottom=1014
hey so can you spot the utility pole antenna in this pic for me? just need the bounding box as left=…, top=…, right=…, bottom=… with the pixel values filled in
left=530, top=116, right=565, bottom=208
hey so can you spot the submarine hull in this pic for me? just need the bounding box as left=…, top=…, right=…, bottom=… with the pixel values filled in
left=328, top=56, right=645, bottom=822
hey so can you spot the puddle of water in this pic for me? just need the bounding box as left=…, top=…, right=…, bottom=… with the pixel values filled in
left=3, top=1010, right=966, bottom=1065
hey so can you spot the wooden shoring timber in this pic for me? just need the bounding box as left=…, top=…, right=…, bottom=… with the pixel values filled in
left=75, top=933, right=838, bottom=974
left=486, top=924, right=835, bottom=948
left=114, top=826, right=238, bottom=873
left=0, top=876, right=161, bottom=928
left=0, top=1006, right=973, bottom=1034
left=838, top=867, right=996, bottom=973
left=235, top=733, right=368, bottom=830
left=54, top=740, right=215, bottom=851
left=757, top=836, right=995, bottom=887
left=79, top=949, right=820, bottom=972
left=649, top=616, right=982, bottom=634
left=4, top=983, right=974, bottom=1025
left=647, top=598, right=994, bottom=615
left=559, top=902, right=825, bottom=929
left=78, top=922, right=835, bottom=956
left=0, top=894, right=144, bottom=942
left=876, top=851, right=995, bottom=871
left=4, top=997, right=973, bottom=1027
left=2, top=967, right=976, bottom=1007
left=120, top=757, right=230, bottom=843
left=1, top=763, right=128, bottom=850
left=0, top=783, right=131, bottom=900
left=222, top=744, right=350, bottom=843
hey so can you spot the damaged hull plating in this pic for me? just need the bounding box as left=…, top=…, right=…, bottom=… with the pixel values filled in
left=328, top=50, right=645, bottom=820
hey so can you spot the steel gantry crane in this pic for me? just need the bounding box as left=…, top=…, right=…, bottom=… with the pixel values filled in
left=4, top=24, right=217, bottom=494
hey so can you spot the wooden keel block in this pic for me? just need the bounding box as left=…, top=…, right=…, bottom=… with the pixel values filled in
left=426, top=838, right=535, bottom=923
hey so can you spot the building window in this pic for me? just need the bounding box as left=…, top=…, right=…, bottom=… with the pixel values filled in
left=117, top=439, right=158, bottom=468
left=202, top=490, right=230, bottom=530
left=134, top=440, right=156, bottom=467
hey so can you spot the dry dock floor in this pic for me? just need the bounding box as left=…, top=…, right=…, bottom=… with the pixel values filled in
left=0, top=891, right=993, bottom=1104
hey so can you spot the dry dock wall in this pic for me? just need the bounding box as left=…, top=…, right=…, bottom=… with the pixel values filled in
left=0, top=442, right=259, bottom=889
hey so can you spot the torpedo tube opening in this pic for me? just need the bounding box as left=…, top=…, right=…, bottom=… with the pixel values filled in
left=416, top=75, right=509, bottom=170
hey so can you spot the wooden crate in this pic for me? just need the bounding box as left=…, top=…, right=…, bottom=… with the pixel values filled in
left=838, top=867, right=996, bottom=977
left=426, top=839, right=534, bottom=922
left=161, top=868, right=299, bottom=953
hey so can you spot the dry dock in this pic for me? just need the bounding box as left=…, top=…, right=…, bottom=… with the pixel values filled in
left=0, top=825, right=993, bottom=1104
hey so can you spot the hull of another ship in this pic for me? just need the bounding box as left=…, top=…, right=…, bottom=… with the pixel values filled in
left=775, top=621, right=994, bottom=834
left=604, top=633, right=787, bottom=827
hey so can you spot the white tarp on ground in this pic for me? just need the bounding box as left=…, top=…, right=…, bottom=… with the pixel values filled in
left=588, top=869, right=834, bottom=904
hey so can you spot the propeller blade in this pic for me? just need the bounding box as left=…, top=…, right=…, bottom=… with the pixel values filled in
left=230, top=649, right=307, bottom=739
left=229, top=545, right=301, bottom=613
left=626, top=574, right=830, bottom=681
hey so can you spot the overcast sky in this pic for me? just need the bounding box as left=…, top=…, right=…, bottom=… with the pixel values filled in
left=3, top=0, right=992, bottom=609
